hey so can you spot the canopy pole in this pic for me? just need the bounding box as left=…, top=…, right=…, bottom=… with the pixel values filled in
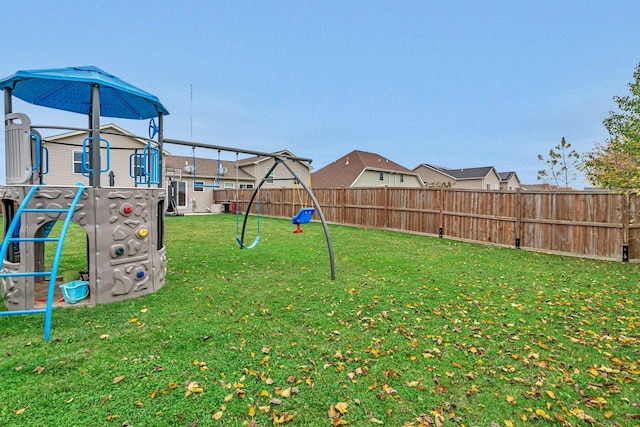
left=4, top=87, right=11, bottom=115
left=90, top=83, right=101, bottom=187
left=157, top=113, right=164, bottom=188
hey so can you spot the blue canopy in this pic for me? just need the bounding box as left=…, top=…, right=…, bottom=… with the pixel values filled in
left=0, top=66, right=169, bottom=119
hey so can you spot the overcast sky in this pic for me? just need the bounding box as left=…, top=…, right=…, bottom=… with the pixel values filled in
left=2, top=1, right=640, bottom=187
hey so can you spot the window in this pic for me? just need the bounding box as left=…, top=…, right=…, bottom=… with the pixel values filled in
left=266, top=167, right=274, bottom=184
left=400, top=174, right=404, bottom=183
left=486, top=184, right=491, bottom=190
left=225, top=182, right=235, bottom=189
left=294, top=170, right=301, bottom=185
left=379, top=172, right=384, bottom=181
left=72, top=150, right=90, bottom=174
left=193, top=181, right=204, bottom=192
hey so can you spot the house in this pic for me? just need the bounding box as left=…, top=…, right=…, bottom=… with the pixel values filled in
left=498, top=171, right=522, bottom=190
left=40, top=123, right=151, bottom=187
left=312, top=150, right=423, bottom=188
left=164, top=149, right=312, bottom=213
left=413, top=164, right=508, bottom=190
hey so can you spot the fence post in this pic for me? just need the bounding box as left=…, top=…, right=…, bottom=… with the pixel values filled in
left=622, top=193, right=629, bottom=262
left=515, top=188, right=522, bottom=249
left=384, top=185, right=389, bottom=230
left=439, top=188, right=444, bottom=237
left=340, top=186, right=345, bottom=225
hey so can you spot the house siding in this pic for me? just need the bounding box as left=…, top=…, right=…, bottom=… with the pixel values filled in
left=42, top=127, right=149, bottom=187
left=354, top=170, right=422, bottom=187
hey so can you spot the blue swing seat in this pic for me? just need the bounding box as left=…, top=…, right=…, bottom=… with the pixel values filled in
left=292, top=208, right=315, bottom=224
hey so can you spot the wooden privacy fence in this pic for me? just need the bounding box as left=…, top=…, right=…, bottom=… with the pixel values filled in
left=213, top=187, right=640, bottom=262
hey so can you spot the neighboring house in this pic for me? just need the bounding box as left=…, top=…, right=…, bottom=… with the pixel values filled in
left=499, top=171, right=522, bottom=190
left=413, top=164, right=507, bottom=190
left=164, top=149, right=312, bottom=213
left=41, top=123, right=150, bottom=187
left=312, top=150, right=423, bottom=188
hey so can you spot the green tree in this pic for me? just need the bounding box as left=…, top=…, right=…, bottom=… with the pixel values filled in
left=582, top=63, right=640, bottom=192
left=537, top=137, right=581, bottom=188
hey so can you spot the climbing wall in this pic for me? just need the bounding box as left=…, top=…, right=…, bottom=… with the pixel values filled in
left=0, top=185, right=167, bottom=310
left=91, top=187, right=167, bottom=304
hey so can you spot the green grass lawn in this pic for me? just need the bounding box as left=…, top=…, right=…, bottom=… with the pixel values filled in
left=1, top=215, right=639, bottom=426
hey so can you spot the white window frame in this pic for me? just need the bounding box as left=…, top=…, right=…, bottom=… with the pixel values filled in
left=72, top=150, right=90, bottom=175
left=176, top=181, right=187, bottom=207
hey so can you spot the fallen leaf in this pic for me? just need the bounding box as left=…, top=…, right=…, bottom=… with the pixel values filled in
left=113, top=375, right=126, bottom=384
left=100, top=394, right=112, bottom=406
left=335, top=402, right=348, bottom=414
left=212, top=411, right=223, bottom=420
left=185, top=381, right=204, bottom=396
left=328, top=405, right=337, bottom=418
left=14, top=408, right=25, bottom=415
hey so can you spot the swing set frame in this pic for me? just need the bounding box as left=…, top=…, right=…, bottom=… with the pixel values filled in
left=163, top=137, right=336, bottom=280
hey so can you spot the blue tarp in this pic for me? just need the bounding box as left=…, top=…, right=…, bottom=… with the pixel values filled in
left=0, top=66, right=169, bottom=119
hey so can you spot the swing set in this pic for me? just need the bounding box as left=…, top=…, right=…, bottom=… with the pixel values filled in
left=163, top=137, right=336, bottom=280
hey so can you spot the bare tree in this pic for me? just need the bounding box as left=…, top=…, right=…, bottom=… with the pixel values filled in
left=537, top=137, right=581, bottom=189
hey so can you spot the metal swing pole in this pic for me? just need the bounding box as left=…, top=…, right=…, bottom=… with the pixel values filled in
left=276, top=156, right=336, bottom=280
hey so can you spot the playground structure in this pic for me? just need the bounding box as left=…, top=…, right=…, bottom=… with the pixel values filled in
left=0, top=66, right=335, bottom=340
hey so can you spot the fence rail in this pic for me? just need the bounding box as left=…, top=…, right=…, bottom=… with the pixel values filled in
left=214, top=187, right=640, bottom=262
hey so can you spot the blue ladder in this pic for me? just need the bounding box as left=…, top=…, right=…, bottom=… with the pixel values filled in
left=0, top=184, right=86, bottom=340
